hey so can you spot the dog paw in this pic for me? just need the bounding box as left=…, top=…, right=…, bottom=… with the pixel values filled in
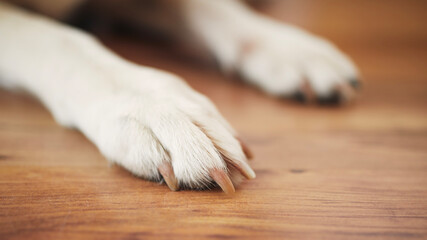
left=85, top=75, right=255, bottom=193
left=184, top=0, right=360, bottom=103
left=235, top=21, right=361, bottom=104
left=212, top=17, right=361, bottom=104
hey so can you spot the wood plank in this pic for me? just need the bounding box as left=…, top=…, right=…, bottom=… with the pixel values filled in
left=1, top=0, right=427, bottom=239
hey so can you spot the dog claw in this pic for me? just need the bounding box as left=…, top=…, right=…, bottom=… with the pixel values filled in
left=317, top=91, right=340, bottom=105
left=292, top=91, right=307, bottom=103
left=237, top=137, right=254, bottom=159
left=234, top=161, right=256, bottom=179
left=222, top=154, right=256, bottom=180
left=337, top=82, right=356, bottom=103
left=158, top=162, right=179, bottom=191
left=349, top=78, right=362, bottom=90
left=300, top=79, right=316, bottom=103
left=209, top=169, right=235, bottom=194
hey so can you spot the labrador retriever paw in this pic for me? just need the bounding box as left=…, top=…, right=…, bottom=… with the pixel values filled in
left=234, top=21, right=361, bottom=104
left=83, top=73, right=255, bottom=193
left=185, top=1, right=361, bottom=104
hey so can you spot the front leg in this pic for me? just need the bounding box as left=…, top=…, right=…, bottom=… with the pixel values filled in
left=0, top=2, right=255, bottom=193
left=183, top=0, right=361, bottom=103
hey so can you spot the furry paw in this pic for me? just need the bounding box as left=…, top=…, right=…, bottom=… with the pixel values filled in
left=235, top=20, right=361, bottom=104
left=86, top=74, right=255, bottom=193
left=184, top=0, right=360, bottom=103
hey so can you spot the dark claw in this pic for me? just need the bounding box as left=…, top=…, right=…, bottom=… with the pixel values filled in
left=317, top=91, right=341, bottom=105
left=349, top=78, right=362, bottom=90
left=291, top=91, right=307, bottom=103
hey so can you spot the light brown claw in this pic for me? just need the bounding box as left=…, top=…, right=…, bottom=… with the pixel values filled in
left=209, top=169, right=235, bottom=194
left=158, top=162, right=179, bottom=191
left=237, top=137, right=254, bottom=160
left=301, top=79, right=316, bottom=103
left=224, top=157, right=256, bottom=180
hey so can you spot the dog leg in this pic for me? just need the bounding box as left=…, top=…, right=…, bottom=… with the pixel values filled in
left=183, top=0, right=361, bottom=103
left=0, top=2, right=255, bottom=192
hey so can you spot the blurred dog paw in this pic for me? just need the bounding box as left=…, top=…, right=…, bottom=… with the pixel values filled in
left=234, top=22, right=361, bottom=104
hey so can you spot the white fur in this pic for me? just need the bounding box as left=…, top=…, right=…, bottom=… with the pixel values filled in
left=184, top=0, right=359, bottom=97
left=0, top=0, right=359, bottom=189
left=0, top=2, right=248, bottom=188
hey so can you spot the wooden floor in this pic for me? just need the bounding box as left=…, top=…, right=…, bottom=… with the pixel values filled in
left=1, top=1, right=427, bottom=239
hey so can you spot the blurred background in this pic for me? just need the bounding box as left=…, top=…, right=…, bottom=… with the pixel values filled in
left=98, top=0, right=427, bottom=132
left=1, top=0, right=426, bottom=239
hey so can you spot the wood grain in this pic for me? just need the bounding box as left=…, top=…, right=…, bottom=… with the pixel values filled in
left=1, top=0, right=427, bottom=239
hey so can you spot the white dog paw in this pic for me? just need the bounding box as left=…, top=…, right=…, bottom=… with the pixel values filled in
left=184, top=0, right=360, bottom=103
left=85, top=75, right=255, bottom=193
left=235, top=21, right=361, bottom=104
